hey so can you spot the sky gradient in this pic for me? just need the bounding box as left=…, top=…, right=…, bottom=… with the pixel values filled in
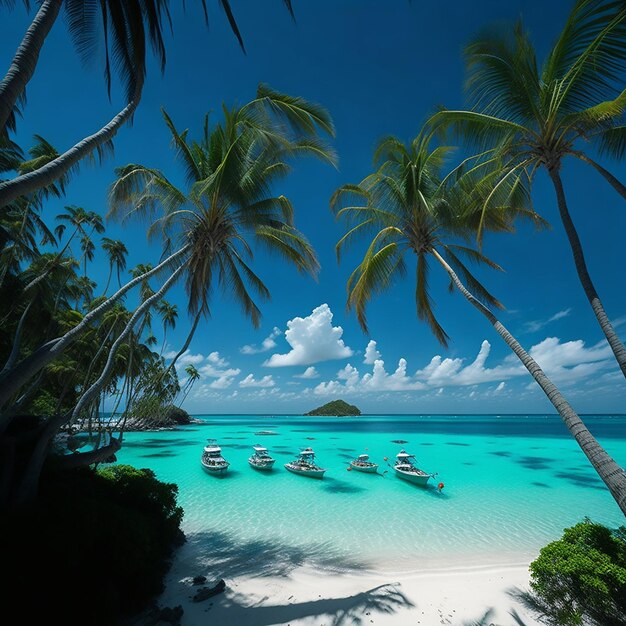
left=2, top=0, right=625, bottom=414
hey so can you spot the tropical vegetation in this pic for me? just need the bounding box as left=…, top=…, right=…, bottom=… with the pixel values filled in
left=430, top=0, right=626, bottom=379
left=1, top=464, right=184, bottom=625
left=332, top=130, right=626, bottom=515
left=517, top=519, right=626, bottom=626
left=305, top=399, right=362, bottom=416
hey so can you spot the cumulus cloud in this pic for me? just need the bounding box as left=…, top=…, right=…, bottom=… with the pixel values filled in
left=240, top=327, right=282, bottom=355
left=170, top=351, right=240, bottom=389
left=295, top=366, right=319, bottom=379
left=313, top=335, right=616, bottom=396
left=165, top=350, right=205, bottom=368
left=364, top=340, right=381, bottom=364
left=524, top=308, right=571, bottom=333
left=265, top=304, right=353, bottom=367
left=239, top=374, right=276, bottom=388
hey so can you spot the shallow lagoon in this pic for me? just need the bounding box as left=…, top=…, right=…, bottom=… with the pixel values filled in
left=117, top=414, right=626, bottom=572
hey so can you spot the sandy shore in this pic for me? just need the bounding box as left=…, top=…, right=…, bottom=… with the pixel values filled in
left=153, top=535, right=541, bottom=626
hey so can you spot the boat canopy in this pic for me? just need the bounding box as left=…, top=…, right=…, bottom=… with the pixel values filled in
left=358, top=454, right=369, bottom=460
left=204, top=445, right=222, bottom=453
left=300, top=448, right=315, bottom=455
left=396, top=452, right=413, bottom=458
left=253, top=445, right=268, bottom=453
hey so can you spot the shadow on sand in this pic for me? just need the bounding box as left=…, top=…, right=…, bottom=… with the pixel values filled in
left=180, top=529, right=369, bottom=579
left=212, top=583, right=413, bottom=626
left=168, top=530, right=413, bottom=624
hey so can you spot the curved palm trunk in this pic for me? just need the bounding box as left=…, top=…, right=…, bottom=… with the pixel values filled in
left=431, top=248, right=626, bottom=516
left=0, top=0, right=63, bottom=133
left=0, top=79, right=143, bottom=209
left=0, top=301, right=32, bottom=374
left=576, top=152, right=626, bottom=202
left=0, top=245, right=190, bottom=426
left=71, top=263, right=186, bottom=420
left=548, top=168, right=626, bottom=379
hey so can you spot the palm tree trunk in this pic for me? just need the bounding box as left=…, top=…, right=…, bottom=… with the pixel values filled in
left=548, top=168, right=626, bottom=379
left=431, top=247, right=626, bottom=516
left=102, top=265, right=113, bottom=296
left=0, top=78, right=143, bottom=209
left=0, top=245, right=190, bottom=426
left=163, top=310, right=202, bottom=376
left=71, top=263, right=186, bottom=420
left=576, top=152, right=626, bottom=202
left=0, top=0, right=63, bottom=134
left=0, top=301, right=32, bottom=374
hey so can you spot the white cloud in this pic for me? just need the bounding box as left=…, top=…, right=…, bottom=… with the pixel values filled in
left=312, top=335, right=617, bottom=396
left=207, top=351, right=228, bottom=367
left=240, top=327, right=282, bottom=355
left=524, top=308, right=571, bottom=333
left=612, top=315, right=626, bottom=329
left=239, top=374, right=276, bottom=388
left=178, top=351, right=240, bottom=388
left=364, top=340, right=381, bottom=364
left=265, top=304, right=353, bottom=367
left=210, top=374, right=238, bottom=389
left=295, top=366, right=319, bottom=379
left=165, top=350, right=205, bottom=368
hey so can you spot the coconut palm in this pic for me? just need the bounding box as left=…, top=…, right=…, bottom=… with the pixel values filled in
left=180, top=364, right=200, bottom=406
left=333, top=131, right=626, bottom=515
left=71, top=87, right=335, bottom=420
left=156, top=300, right=178, bottom=356
left=429, top=0, right=626, bottom=378
left=0, top=0, right=295, bottom=209
left=101, top=238, right=128, bottom=293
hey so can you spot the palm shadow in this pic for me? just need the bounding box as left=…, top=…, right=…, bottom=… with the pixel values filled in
left=210, top=583, right=414, bottom=626
left=180, top=529, right=369, bottom=579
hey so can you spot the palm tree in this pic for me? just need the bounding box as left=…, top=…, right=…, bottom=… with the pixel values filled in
left=180, top=364, right=200, bottom=406
left=0, top=1, right=295, bottom=209
left=333, top=132, right=626, bottom=515
left=71, top=87, right=335, bottom=420
left=156, top=300, right=178, bottom=356
left=430, top=0, right=626, bottom=378
left=101, top=238, right=128, bottom=293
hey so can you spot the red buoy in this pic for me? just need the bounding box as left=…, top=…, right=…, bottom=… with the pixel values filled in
left=438, top=482, right=445, bottom=491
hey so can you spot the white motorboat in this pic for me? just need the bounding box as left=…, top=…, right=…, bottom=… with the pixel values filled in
left=349, top=453, right=379, bottom=473
left=201, top=440, right=229, bottom=476
left=285, top=447, right=326, bottom=479
left=393, top=450, right=434, bottom=486
left=248, top=444, right=276, bottom=471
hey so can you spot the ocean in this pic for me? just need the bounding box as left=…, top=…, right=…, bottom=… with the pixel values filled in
left=116, top=414, right=626, bottom=572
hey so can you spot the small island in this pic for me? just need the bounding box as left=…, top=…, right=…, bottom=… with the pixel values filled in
left=305, top=399, right=361, bottom=416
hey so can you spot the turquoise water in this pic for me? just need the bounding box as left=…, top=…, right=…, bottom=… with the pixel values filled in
left=116, top=415, right=626, bottom=572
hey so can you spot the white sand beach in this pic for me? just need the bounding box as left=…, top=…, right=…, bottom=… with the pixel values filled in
left=155, top=536, right=542, bottom=626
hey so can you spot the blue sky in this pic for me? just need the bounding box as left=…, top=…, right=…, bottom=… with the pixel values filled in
left=3, top=0, right=626, bottom=414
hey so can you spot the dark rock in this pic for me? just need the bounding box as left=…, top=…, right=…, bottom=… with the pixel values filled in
left=153, top=605, right=184, bottom=626
left=391, top=439, right=408, bottom=444
left=164, top=406, right=191, bottom=425
left=192, top=575, right=207, bottom=585
left=192, top=579, right=226, bottom=602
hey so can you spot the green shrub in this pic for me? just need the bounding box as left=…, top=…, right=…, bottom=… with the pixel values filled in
left=520, top=519, right=626, bottom=626
left=0, top=464, right=184, bottom=625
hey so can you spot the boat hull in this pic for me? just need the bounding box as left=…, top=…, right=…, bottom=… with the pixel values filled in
left=394, top=468, right=431, bottom=486
left=249, top=459, right=275, bottom=471
left=284, top=464, right=325, bottom=479
left=201, top=462, right=229, bottom=476
left=349, top=462, right=379, bottom=473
